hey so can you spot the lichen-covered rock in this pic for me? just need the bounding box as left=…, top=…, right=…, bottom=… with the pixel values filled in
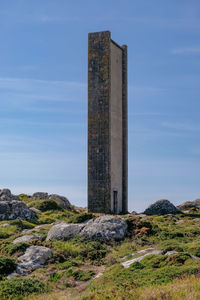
left=13, top=234, right=42, bottom=244
left=79, top=215, right=127, bottom=240
left=144, top=199, right=180, bottom=216
left=32, top=192, right=48, bottom=199
left=48, top=194, right=72, bottom=209
left=32, top=192, right=72, bottom=209
left=16, top=246, right=52, bottom=275
left=0, top=189, right=19, bottom=201
left=30, top=207, right=42, bottom=214
left=0, top=200, right=36, bottom=221
left=46, top=223, right=84, bottom=241
left=177, top=199, right=200, bottom=211
left=46, top=216, right=127, bottom=241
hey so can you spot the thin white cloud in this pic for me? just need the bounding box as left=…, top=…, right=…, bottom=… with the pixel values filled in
left=0, top=77, right=86, bottom=103
left=38, top=14, right=81, bottom=23
left=129, top=85, right=166, bottom=99
left=129, top=112, right=163, bottom=117
left=130, top=158, right=200, bottom=177
left=109, top=17, right=200, bottom=31
left=161, top=122, right=200, bottom=132
left=171, top=47, right=200, bottom=55
left=0, top=133, right=84, bottom=150
left=0, top=117, right=84, bottom=128
left=0, top=77, right=85, bottom=91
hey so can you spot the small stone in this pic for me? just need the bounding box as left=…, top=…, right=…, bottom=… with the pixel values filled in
left=190, top=254, right=199, bottom=260
left=13, top=234, right=42, bottom=244
left=16, top=246, right=52, bottom=275
left=167, top=214, right=180, bottom=220
left=0, top=223, right=9, bottom=227
left=30, top=207, right=42, bottom=214
left=7, top=272, right=19, bottom=279
left=176, top=220, right=184, bottom=224
left=137, top=248, right=156, bottom=255
left=32, top=192, right=48, bottom=199
left=165, top=251, right=178, bottom=256
left=22, top=229, right=33, bottom=234
left=94, top=272, right=103, bottom=279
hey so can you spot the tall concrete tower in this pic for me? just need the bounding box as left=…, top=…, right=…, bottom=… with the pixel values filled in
left=88, top=31, right=128, bottom=214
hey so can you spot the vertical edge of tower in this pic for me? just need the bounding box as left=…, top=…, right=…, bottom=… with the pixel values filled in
left=88, top=31, right=111, bottom=213
left=122, top=45, right=128, bottom=213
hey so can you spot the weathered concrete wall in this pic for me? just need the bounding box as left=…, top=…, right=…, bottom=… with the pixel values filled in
left=88, top=31, right=111, bottom=213
left=110, top=41, right=123, bottom=214
left=88, top=31, right=128, bottom=214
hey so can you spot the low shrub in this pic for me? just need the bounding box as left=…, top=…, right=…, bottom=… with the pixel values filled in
left=0, top=232, right=10, bottom=239
left=52, top=237, right=108, bottom=263
left=165, top=253, right=191, bottom=266
left=83, top=261, right=199, bottom=299
left=0, top=256, right=16, bottom=276
left=9, top=219, right=35, bottom=230
left=59, top=260, right=78, bottom=269
left=66, top=268, right=95, bottom=281
left=135, top=253, right=192, bottom=270
left=4, top=242, right=29, bottom=256
left=138, top=254, right=167, bottom=269
left=0, top=277, right=48, bottom=299
left=48, top=272, right=62, bottom=282
left=126, top=216, right=159, bottom=237
left=68, top=213, right=93, bottom=224
left=18, top=194, right=32, bottom=204
left=158, top=230, right=185, bottom=239
left=32, top=199, right=62, bottom=212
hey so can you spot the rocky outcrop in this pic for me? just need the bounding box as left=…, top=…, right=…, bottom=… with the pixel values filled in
left=48, top=194, right=71, bottom=209
left=13, top=234, right=42, bottom=244
left=16, top=246, right=52, bottom=275
left=144, top=199, right=180, bottom=216
left=0, top=189, right=36, bottom=221
left=0, top=200, right=36, bottom=221
left=0, top=189, right=19, bottom=201
left=32, top=192, right=48, bottom=199
left=46, top=215, right=127, bottom=241
left=177, top=199, right=200, bottom=211
left=79, top=215, right=127, bottom=240
left=46, top=223, right=85, bottom=241
left=32, top=192, right=72, bottom=209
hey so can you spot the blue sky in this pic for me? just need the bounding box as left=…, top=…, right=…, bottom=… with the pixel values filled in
left=0, top=0, right=200, bottom=212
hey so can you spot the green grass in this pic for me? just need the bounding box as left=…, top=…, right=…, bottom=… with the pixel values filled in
left=4, top=242, right=29, bottom=256
left=82, top=255, right=199, bottom=299
left=52, top=236, right=108, bottom=263
left=1, top=196, right=200, bottom=299
left=65, top=268, right=95, bottom=281
left=27, top=199, right=63, bottom=212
